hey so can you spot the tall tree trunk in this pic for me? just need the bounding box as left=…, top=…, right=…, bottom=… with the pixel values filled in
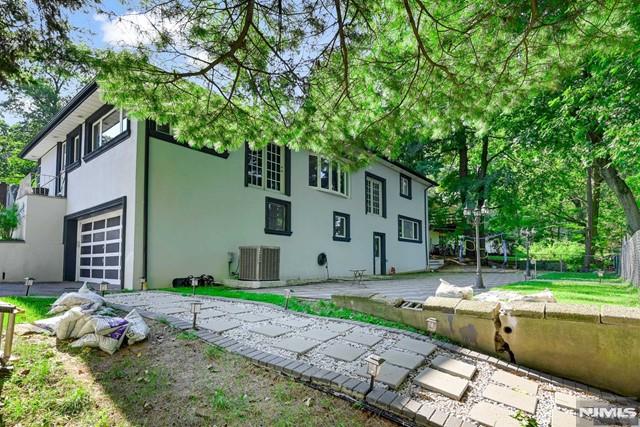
left=456, top=127, right=469, bottom=207
left=583, top=166, right=594, bottom=271
left=596, top=158, right=640, bottom=234
left=477, top=135, right=489, bottom=208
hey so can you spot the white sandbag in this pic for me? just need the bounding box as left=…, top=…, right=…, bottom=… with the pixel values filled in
left=33, top=314, right=65, bottom=334
left=475, top=288, right=556, bottom=303
left=48, top=282, right=105, bottom=314
left=56, top=307, right=85, bottom=340
left=70, top=323, right=129, bottom=355
left=125, top=309, right=150, bottom=345
left=435, top=279, right=474, bottom=300
left=78, top=315, right=128, bottom=337
left=519, top=289, right=557, bottom=303
left=69, top=314, right=92, bottom=339
left=70, top=333, right=99, bottom=349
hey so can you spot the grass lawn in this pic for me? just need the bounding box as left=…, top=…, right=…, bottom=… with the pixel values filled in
left=0, top=296, right=56, bottom=324
left=494, top=272, right=639, bottom=307
left=163, top=286, right=431, bottom=336
left=2, top=306, right=393, bottom=426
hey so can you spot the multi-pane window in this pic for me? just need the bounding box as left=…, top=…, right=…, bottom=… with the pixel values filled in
left=60, top=141, right=67, bottom=170
left=398, top=215, right=422, bottom=243
left=308, top=155, right=350, bottom=197
left=366, top=175, right=384, bottom=216
left=400, top=174, right=412, bottom=199
left=69, top=134, right=80, bottom=164
left=247, top=143, right=284, bottom=192
left=90, top=108, right=128, bottom=152
left=333, top=212, right=351, bottom=242
left=265, top=197, right=291, bottom=235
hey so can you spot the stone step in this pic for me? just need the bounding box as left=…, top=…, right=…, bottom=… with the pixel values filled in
left=413, top=368, right=469, bottom=400
left=321, top=342, right=367, bottom=362
left=394, top=337, right=437, bottom=356
left=430, top=355, right=476, bottom=379
left=483, top=384, right=538, bottom=414
left=343, top=332, right=383, bottom=347
left=468, top=402, right=520, bottom=427
left=551, top=409, right=594, bottom=427
left=380, top=349, right=425, bottom=370
left=272, top=337, right=320, bottom=354
left=492, top=370, right=538, bottom=396
left=357, top=362, right=410, bottom=389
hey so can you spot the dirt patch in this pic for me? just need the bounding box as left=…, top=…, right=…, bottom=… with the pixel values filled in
left=2, top=319, right=394, bottom=426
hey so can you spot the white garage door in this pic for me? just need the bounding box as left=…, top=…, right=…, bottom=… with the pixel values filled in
left=77, top=210, right=123, bottom=285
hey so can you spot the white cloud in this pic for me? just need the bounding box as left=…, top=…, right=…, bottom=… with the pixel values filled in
left=95, top=11, right=180, bottom=47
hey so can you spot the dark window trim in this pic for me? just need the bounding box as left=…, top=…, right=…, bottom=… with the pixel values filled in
left=264, top=196, right=292, bottom=236
left=245, top=142, right=290, bottom=195
left=332, top=211, right=351, bottom=242
left=83, top=104, right=131, bottom=163
left=55, top=141, right=63, bottom=195
left=65, top=125, right=82, bottom=172
left=63, top=196, right=127, bottom=290
left=397, top=214, right=423, bottom=243
left=147, top=120, right=229, bottom=159
left=364, top=171, right=387, bottom=218
left=373, top=232, right=386, bottom=275
left=399, top=173, right=412, bottom=199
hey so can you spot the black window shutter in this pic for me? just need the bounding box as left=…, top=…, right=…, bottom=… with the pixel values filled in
left=55, top=142, right=62, bottom=194
left=382, top=179, right=387, bottom=218
left=284, top=147, right=291, bottom=196
left=244, top=142, right=249, bottom=187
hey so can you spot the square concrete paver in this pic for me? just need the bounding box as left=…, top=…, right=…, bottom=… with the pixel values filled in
left=200, top=318, right=242, bottom=333
left=551, top=409, right=584, bottom=427
left=321, top=343, right=367, bottom=362
left=492, top=370, right=539, bottom=396
left=358, top=363, right=410, bottom=389
left=343, top=332, right=383, bottom=347
left=216, top=305, right=250, bottom=314
left=413, top=368, right=469, bottom=400
left=325, top=322, right=354, bottom=333
left=380, top=349, right=425, bottom=370
left=430, top=355, right=476, bottom=379
left=249, top=325, right=291, bottom=338
left=199, top=309, right=226, bottom=319
left=233, top=313, right=271, bottom=323
left=468, top=402, right=519, bottom=427
left=394, top=337, right=437, bottom=356
left=273, top=337, right=320, bottom=354
left=483, top=384, right=537, bottom=414
left=277, top=317, right=314, bottom=328
left=154, top=305, right=189, bottom=315
left=299, top=328, right=341, bottom=342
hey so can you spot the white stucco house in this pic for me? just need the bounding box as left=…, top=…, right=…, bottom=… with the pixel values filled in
left=3, top=82, right=437, bottom=290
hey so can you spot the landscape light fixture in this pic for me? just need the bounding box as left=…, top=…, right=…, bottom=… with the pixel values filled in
left=139, top=277, right=148, bottom=291
left=190, top=301, right=202, bottom=330
left=284, top=289, right=293, bottom=310
left=597, top=270, right=604, bottom=284
left=99, top=281, right=109, bottom=297
left=190, top=276, right=199, bottom=296
left=520, top=228, right=536, bottom=280
left=364, top=354, right=384, bottom=393
left=463, top=203, right=492, bottom=289
left=426, top=317, right=438, bottom=335
left=23, top=277, right=34, bottom=296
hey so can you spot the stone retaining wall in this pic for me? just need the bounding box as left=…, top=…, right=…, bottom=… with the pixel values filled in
left=331, top=293, right=640, bottom=398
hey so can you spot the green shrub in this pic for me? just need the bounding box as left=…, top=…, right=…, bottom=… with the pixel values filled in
left=0, top=204, right=20, bottom=240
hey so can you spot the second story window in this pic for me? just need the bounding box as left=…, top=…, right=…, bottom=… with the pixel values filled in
left=308, top=155, right=350, bottom=197
left=246, top=143, right=285, bottom=193
left=86, top=107, right=128, bottom=156
left=65, top=125, right=82, bottom=169
left=365, top=172, right=386, bottom=217
left=400, top=174, right=412, bottom=199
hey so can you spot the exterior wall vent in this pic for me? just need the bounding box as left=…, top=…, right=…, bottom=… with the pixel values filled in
left=239, top=246, right=280, bottom=281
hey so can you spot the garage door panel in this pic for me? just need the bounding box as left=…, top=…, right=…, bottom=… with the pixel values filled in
left=77, top=210, right=122, bottom=285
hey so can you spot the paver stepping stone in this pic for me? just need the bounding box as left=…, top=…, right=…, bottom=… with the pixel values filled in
left=394, top=337, right=437, bottom=357
left=199, top=309, right=226, bottom=319
left=249, top=325, right=291, bottom=338
left=413, top=368, right=469, bottom=400
left=277, top=317, right=314, bottom=328
left=483, top=384, right=537, bottom=414
left=154, top=305, right=189, bottom=315
left=357, top=363, right=410, bottom=389
left=200, top=319, right=242, bottom=333
left=430, top=355, right=476, bottom=379
left=321, top=343, right=367, bottom=362
left=380, top=349, right=425, bottom=370
left=551, top=409, right=591, bottom=427
left=273, top=337, right=320, bottom=354
left=554, top=391, right=601, bottom=411
left=468, top=402, right=519, bottom=427
left=216, top=305, right=250, bottom=314
left=343, top=332, right=383, bottom=347
left=233, top=313, right=271, bottom=323
left=492, top=370, right=538, bottom=396
left=325, top=322, right=354, bottom=333
left=299, top=328, right=341, bottom=342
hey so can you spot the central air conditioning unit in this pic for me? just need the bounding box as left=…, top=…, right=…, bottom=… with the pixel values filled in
left=239, top=246, right=280, bottom=281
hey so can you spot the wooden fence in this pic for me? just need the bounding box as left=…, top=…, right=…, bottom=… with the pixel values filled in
left=621, top=230, right=640, bottom=286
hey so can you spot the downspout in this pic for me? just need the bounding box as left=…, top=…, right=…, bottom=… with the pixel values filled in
left=142, top=120, right=150, bottom=287
left=424, top=185, right=431, bottom=271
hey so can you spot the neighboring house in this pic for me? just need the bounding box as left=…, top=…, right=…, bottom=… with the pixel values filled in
left=4, top=82, right=437, bottom=290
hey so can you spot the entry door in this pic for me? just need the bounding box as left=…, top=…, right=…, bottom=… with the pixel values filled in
left=373, top=232, right=386, bottom=275
left=77, top=210, right=123, bottom=285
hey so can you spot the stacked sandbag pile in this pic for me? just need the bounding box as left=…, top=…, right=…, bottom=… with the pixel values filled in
left=33, top=282, right=149, bottom=354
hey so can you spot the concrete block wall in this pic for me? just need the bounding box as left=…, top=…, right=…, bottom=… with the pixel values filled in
left=331, top=293, right=640, bottom=398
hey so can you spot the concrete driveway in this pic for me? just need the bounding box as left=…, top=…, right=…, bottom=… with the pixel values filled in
left=248, top=271, right=525, bottom=301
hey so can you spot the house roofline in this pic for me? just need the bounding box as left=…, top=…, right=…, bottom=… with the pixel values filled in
left=19, top=81, right=99, bottom=159
left=378, top=156, right=438, bottom=188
